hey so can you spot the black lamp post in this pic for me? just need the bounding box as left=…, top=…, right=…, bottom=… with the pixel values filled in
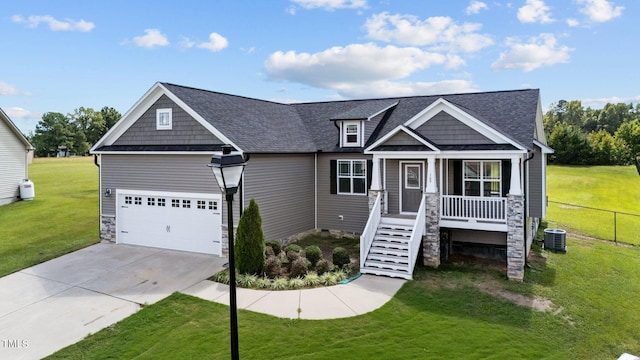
left=208, top=145, right=246, bottom=360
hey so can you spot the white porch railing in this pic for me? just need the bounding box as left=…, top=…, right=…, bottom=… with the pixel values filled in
left=408, top=195, right=426, bottom=274
left=441, top=195, right=507, bottom=223
left=360, top=193, right=382, bottom=269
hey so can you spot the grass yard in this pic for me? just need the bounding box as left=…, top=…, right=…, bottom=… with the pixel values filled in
left=49, top=238, right=640, bottom=359
left=0, top=157, right=99, bottom=276
left=546, top=165, right=640, bottom=245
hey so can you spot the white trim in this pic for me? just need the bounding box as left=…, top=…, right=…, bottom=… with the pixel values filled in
left=367, top=101, right=399, bottom=120
left=336, top=159, right=368, bottom=195
left=533, top=139, right=554, bottom=154
left=91, top=151, right=217, bottom=155
left=156, top=108, right=172, bottom=130
left=91, top=82, right=244, bottom=154
left=342, top=120, right=362, bottom=147
left=399, top=161, right=424, bottom=214
left=439, top=219, right=508, bottom=232
left=401, top=98, right=527, bottom=151
left=116, top=189, right=220, bottom=199
left=365, top=125, right=439, bottom=153
left=368, top=150, right=526, bottom=159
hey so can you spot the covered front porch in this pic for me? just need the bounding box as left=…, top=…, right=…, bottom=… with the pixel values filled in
left=360, top=152, right=526, bottom=281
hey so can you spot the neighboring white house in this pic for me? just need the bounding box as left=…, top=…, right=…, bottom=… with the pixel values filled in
left=0, top=108, right=33, bottom=206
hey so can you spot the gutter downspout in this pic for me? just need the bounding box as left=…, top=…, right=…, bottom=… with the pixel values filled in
left=522, top=152, right=535, bottom=268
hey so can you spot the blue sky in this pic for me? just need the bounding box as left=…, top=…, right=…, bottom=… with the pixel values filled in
left=1, top=0, right=636, bottom=134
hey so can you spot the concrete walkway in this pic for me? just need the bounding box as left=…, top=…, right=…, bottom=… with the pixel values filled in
left=183, top=274, right=405, bottom=320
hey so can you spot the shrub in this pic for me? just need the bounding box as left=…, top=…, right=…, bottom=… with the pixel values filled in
left=272, top=277, right=289, bottom=290
left=236, top=273, right=257, bottom=288
left=284, top=243, right=302, bottom=254
left=289, top=277, right=305, bottom=289
left=211, top=270, right=230, bottom=285
left=255, top=277, right=272, bottom=289
left=320, top=272, right=338, bottom=286
left=235, top=198, right=265, bottom=275
left=304, top=272, right=322, bottom=287
left=305, top=245, right=322, bottom=267
left=333, top=269, right=347, bottom=282
left=332, top=247, right=350, bottom=268
left=263, top=256, right=282, bottom=279
left=265, top=246, right=275, bottom=257
left=265, top=240, right=281, bottom=256
left=316, top=259, right=332, bottom=275
left=286, top=248, right=302, bottom=263
left=290, top=257, right=309, bottom=278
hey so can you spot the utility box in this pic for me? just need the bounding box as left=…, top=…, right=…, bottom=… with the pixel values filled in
left=544, top=228, right=566, bottom=252
left=19, top=179, right=35, bottom=200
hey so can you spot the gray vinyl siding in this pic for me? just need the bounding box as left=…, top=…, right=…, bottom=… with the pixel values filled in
left=113, top=95, right=221, bottom=146
left=528, top=145, right=544, bottom=218
left=242, top=154, right=315, bottom=240
left=100, top=154, right=241, bottom=220
left=385, top=159, right=400, bottom=214
left=384, top=131, right=422, bottom=146
left=0, top=120, right=27, bottom=204
left=317, top=153, right=371, bottom=233
left=415, top=111, right=493, bottom=145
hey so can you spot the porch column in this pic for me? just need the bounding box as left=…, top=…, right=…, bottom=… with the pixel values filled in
left=423, top=157, right=440, bottom=268
left=368, top=156, right=384, bottom=214
left=425, top=156, right=437, bottom=193
left=507, top=194, right=525, bottom=281
left=509, top=156, right=522, bottom=196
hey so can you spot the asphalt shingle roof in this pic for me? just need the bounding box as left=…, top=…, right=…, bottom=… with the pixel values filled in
left=161, top=83, right=540, bottom=153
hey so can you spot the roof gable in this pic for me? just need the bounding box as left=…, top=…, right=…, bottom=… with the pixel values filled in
left=0, top=108, right=32, bottom=149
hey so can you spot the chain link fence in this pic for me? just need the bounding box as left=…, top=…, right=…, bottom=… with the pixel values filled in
left=546, top=200, right=640, bottom=245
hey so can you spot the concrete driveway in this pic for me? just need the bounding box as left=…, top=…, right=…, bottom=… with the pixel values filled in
left=0, top=243, right=226, bottom=360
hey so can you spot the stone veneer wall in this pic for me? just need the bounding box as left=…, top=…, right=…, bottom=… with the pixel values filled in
left=100, top=215, right=116, bottom=243
left=507, top=194, right=525, bottom=281
left=423, top=192, right=440, bottom=268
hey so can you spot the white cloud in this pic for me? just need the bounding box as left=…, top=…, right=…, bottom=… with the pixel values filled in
left=364, top=12, right=493, bottom=53
left=4, top=107, right=39, bottom=119
left=566, top=18, right=580, bottom=27
left=0, top=81, right=31, bottom=96
left=466, top=1, right=488, bottom=15
left=290, top=0, right=367, bottom=11
left=131, top=29, right=169, bottom=49
left=518, top=0, right=554, bottom=24
left=491, top=33, right=572, bottom=72
left=12, top=14, right=94, bottom=32
left=336, top=79, right=478, bottom=98
left=179, top=37, right=196, bottom=49
left=197, top=33, right=229, bottom=52
left=582, top=95, right=640, bottom=108
left=264, top=43, right=461, bottom=89
left=577, top=0, right=623, bottom=23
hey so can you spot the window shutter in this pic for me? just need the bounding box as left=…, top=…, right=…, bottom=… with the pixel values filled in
left=330, top=160, right=337, bottom=194
left=453, top=160, right=462, bottom=195
left=366, top=159, right=373, bottom=190
left=502, top=160, right=511, bottom=197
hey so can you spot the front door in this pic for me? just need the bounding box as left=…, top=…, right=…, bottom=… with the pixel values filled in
left=401, top=162, right=423, bottom=213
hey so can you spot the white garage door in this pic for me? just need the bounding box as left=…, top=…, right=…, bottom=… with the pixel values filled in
left=116, top=190, right=222, bottom=255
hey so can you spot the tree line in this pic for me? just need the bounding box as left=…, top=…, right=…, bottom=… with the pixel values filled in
left=544, top=100, right=640, bottom=167
left=29, top=107, right=121, bottom=157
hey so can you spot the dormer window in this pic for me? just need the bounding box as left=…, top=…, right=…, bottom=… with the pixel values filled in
left=342, top=121, right=361, bottom=147
left=156, top=108, right=172, bottom=130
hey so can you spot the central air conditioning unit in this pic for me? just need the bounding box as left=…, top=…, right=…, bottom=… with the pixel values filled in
left=544, top=228, right=567, bottom=253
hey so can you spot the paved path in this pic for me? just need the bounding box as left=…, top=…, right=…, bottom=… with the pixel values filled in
left=184, top=274, right=405, bottom=320
left=0, top=243, right=225, bottom=360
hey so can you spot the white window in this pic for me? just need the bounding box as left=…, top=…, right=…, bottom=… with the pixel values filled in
left=342, top=121, right=361, bottom=147
left=338, top=160, right=367, bottom=194
left=156, top=108, right=172, bottom=130
left=463, top=160, right=501, bottom=197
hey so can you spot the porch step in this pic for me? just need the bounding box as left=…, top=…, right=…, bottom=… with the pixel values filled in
left=368, top=247, right=408, bottom=257
left=360, top=266, right=412, bottom=280
left=366, top=253, right=409, bottom=264
left=371, top=239, right=409, bottom=251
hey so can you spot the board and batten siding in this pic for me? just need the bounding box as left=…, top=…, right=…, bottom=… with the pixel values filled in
left=527, top=145, right=545, bottom=218
left=242, top=154, right=315, bottom=240
left=317, top=153, right=371, bottom=233
left=113, top=95, right=221, bottom=146
left=0, top=119, right=28, bottom=205
left=100, top=154, right=242, bottom=220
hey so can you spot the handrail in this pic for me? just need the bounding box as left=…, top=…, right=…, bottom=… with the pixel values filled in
left=360, top=193, right=382, bottom=269
left=440, top=195, right=506, bottom=223
left=408, top=194, right=426, bottom=275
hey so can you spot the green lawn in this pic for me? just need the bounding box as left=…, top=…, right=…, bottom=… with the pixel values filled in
left=2, top=161, right=637, bottom=359
left=546, top=165, right=640, bottom=244
left=49, top=239, right=640, bottom=359
left=0, top=157, right=99, bottom=276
